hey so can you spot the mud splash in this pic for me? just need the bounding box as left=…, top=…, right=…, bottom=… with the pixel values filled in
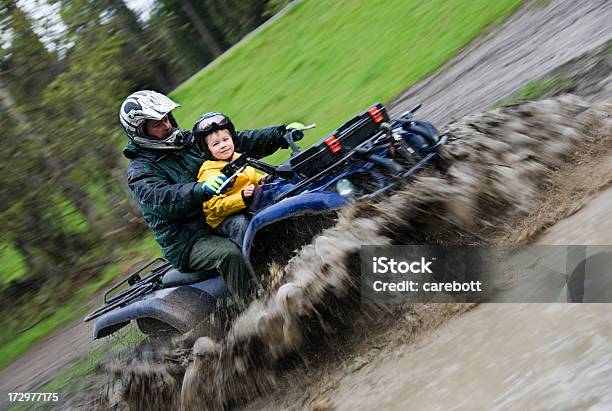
left=102, top=95, right=610, bottom=410
left=312, top=185, right=612, bottom=411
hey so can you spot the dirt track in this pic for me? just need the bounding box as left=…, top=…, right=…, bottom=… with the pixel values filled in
left=0, top=275, right=144, bottom=410
left=389, top=0, right=612, bottom=125
left=1, top=1, right=612, bottom=410
left=0, top=321, right=101, bottom=405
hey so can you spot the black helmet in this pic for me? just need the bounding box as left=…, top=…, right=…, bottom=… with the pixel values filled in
left=193, top=112, right=236, bottom=137
left=193, top=112, right=237, bottom=157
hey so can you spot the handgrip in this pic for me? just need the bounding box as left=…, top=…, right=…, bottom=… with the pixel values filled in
left=284, top=123, right=316, bottom=154
left=283, top=131, right=302, bottom=153
left=215, top=166, right=246, bottom=195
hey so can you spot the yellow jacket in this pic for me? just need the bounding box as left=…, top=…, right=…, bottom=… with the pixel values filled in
left=197, top=153, right=264, bottom=228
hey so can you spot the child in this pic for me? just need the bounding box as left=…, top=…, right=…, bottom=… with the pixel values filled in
left=194, top=113, right=265, bottom=246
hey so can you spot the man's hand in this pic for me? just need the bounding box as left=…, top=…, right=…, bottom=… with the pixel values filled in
left=286, top=122, right=306, bottom=141
left=203, top=175, right=230, bottom=195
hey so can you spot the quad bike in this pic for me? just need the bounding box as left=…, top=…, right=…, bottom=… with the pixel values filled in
left=84, top=102, right=447, bottom=339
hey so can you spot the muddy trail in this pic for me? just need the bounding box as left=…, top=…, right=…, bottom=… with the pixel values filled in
left=96, top=93, right=612, bottom=410
left=100, top=61, right=611, bottom=411
left=9, top=1, right=611, bottom=410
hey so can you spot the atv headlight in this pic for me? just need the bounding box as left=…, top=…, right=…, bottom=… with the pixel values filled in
left=336, top=178, right=354, bottom=197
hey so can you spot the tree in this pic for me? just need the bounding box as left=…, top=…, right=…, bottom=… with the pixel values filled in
left=154, top=0, right=269, bottom=67
left=0, top=77, right=94, bottom=281
left=0, top=0, right=145, bottom=286
left=177, top=0, right=222, bottom=57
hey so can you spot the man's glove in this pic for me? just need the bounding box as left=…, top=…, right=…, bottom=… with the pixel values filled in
left=204, top=175, right=230, bottom=195
left=286, top=122, right=306, bottom=142
left=193, top=175, right=231, bottom=201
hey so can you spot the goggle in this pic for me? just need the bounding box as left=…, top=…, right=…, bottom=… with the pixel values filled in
left=194, top=114, right=229, bottom=135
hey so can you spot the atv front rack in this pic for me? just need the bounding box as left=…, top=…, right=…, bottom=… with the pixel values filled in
left=359, top=133, right=448, bottom=199
left=274, top=129, right=388, bottom=201
left=274, top=102, right=447, bottom=201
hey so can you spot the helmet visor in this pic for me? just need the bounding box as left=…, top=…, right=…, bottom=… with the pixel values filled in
left=194, top=114, right=229, bottom=136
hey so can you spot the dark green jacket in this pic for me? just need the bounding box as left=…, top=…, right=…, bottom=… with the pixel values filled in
left=123, top=126, right=288, bottom=271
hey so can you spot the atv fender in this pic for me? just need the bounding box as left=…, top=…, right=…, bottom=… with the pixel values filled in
left=242, top=191, right=347, bottom=268
left=92, top=276, right=226, bottom=339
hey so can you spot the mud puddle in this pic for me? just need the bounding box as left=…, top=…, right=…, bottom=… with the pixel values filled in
left=310, top=183, right=612, bottom=411
left=328, top=303, right=612, bottom=411
left=239, top=101, right=612, bottom=411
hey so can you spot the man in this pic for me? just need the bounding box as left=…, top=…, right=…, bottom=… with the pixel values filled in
left=119, top=90, right=301, bottom=306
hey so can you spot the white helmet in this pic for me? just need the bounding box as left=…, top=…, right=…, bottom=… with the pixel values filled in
left=119, top=90, right=191, bottom=149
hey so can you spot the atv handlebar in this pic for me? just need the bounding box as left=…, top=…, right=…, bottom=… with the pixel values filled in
left=398, top=103, right=422, bottom=120
left=283, top=132, right=302, bottom=154
left=284, top=123, right=316, bottom=155
left=216, top=154, right=285, bottom=195
left=215, top=165, right=246, bottom=195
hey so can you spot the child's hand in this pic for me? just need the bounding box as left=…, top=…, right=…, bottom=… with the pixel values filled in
left=242, top=184, right=256, bottom=198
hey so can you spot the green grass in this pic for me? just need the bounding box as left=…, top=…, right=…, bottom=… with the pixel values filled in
left=497, top=75, right=575, bottom=106
left=0, top=238, right=160, bottom=370
left=171, top=0, right=524, bottom=164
